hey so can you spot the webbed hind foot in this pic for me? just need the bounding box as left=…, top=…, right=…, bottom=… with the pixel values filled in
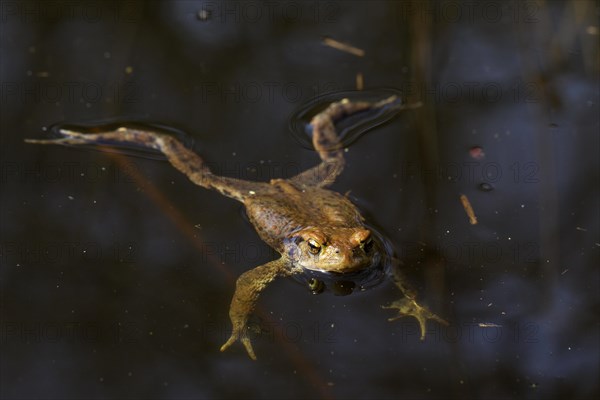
left=382, top=297, right=447, bottom=340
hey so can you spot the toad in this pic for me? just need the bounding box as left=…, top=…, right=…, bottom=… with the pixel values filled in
left=26, top=94, right=446, bottom=359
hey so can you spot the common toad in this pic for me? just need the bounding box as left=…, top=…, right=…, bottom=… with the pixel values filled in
left=26, top=94, right=446, bottom=359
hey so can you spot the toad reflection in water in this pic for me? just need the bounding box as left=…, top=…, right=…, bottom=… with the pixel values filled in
left=26, top=92, right=446, bottom=360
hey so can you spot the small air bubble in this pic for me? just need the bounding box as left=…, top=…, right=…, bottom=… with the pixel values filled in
left=197, top=9, right=211, bottom=20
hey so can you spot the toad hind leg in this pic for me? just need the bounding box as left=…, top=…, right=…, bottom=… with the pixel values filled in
left=382, top=268, right=447, bottom=340
left=220, top=258, right=290, bottom=360
left=290, top=95, right=400, bottom=188
left=25, top=128, right=263, bottom=202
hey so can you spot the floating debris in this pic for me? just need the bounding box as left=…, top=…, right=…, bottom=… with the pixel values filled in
left=356, top=72, right=364, bottom=90
left=322, top=37, right=365, bottom=57
left=460, top=194, right=478, bottom=225
left=469, top=146, right=485, bottom=160
left=478, top=322, right=502, bottom=328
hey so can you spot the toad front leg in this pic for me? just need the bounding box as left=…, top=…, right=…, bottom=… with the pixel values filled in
left=382, top=268, right=447, bottom=339
left=220, top=258, right=291, bottom=360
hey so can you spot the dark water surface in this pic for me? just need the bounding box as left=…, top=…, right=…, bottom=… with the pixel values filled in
left=1, top=1, right=598, bottom=399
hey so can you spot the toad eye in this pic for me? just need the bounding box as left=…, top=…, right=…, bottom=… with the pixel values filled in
left=307, top=238, right=322, bottom=255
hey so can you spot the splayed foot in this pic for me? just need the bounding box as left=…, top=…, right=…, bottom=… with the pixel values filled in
left=382, top=297, right=447, bottom=340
